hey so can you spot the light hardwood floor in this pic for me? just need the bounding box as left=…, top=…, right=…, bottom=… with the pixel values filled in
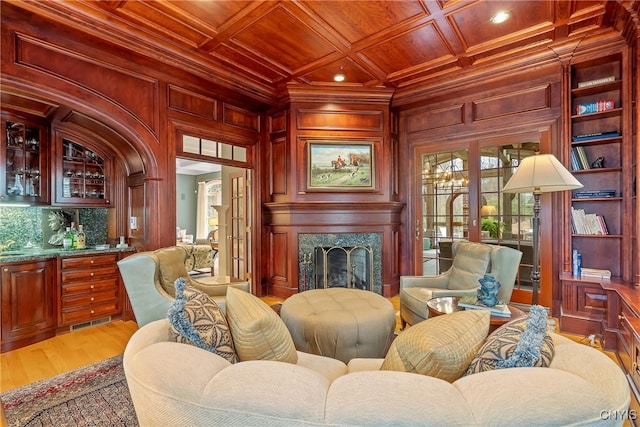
left=1, top=320, right=139, bottom=392
left=0, top=294, right=616, bottom=393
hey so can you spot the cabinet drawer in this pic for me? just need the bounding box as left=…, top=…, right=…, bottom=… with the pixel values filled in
left=59, top=302, right=119, bottom=326
left=60, top=278, right=118, bottom=296
left=618, top=302, right=634, bottom=352
left=61, top=265, right=117, bottom=282
left=61, top=254, right=118, bottom=270
left=61, top=289, right=118, bottom=309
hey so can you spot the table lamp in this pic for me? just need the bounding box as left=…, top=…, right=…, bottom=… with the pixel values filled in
left=502, top=153, right=583, bottom=305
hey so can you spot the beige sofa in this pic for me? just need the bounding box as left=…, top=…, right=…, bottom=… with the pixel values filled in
left=124, top=317, right=629, bottom=426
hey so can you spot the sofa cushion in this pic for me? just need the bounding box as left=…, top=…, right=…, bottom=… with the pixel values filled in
left=225, top=287, right=298, bottom=363
left=380, top=310, right=490, bottom=382
left=155, top=246, right=190, bottom=297
left=167, top=277, right=238, bottom=363
left=448, top=243, right=492, bottom=290
left=465, top=305, right=554, bottom=375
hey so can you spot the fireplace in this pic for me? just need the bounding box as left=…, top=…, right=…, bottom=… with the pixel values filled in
left=299, top=233, right=382, bottom=294
left=314, top=245, right=373, bottom=290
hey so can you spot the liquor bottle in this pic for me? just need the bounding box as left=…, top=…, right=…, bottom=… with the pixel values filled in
left=76, top=224, right=86, bottom=249
left=69, top=222, right=77, bottom=249
left=63, top=227, right=73, bottom=250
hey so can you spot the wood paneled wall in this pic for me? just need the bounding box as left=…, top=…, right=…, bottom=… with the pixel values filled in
left=1, top=3, right=263, bottom=253
left=262, top=86, right=404, bottom=298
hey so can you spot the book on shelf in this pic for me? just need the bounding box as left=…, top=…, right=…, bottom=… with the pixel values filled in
left=458, top=296, right=511, bottom=318
left=570, top=148, right=581, bottom=171
left=580, top=267, right=611, bottom=279
left=577, top=76, right=615, bottom=88
left=570, top=207, right=609, bottom=235
left=575, top=99, right=615, bottom=115
left=571, top=146, right=590, bottom=170
left=572, top=131, right=620, bottom=142
left=573, top=189, right=616, bottom=198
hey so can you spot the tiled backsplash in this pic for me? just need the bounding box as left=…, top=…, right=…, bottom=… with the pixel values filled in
left=0, top=206, right=108, bottom=250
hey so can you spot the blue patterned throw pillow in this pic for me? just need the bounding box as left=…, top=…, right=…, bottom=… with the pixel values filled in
left=168, top=277, right=238, bottom=363
left=464, top=305, right=554, bottom=375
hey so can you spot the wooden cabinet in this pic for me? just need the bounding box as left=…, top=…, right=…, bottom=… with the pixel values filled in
left=1, top=260, right=56, bottom=352
left=559, top=273, right=607, bottom=335
left=0, top=112, right=49, bottom=204
left=58, top=253, right=120, bottom=328
left=53, top=130, right=111, bottom=206
left=612, top=295, right=640, bottom=420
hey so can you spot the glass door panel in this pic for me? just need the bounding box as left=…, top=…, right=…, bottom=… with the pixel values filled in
left=420, top=149, right=469, bottom=275
left=479, top=142, right=538, bottom=298
left=416, top=130, right=552, bottom=306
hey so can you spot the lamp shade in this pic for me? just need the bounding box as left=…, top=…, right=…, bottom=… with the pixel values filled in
left=208, top=217, right=218, bottom=227
left=502, top=153, right=583, bottom=194
left=480, top=205, right=498, bottom=216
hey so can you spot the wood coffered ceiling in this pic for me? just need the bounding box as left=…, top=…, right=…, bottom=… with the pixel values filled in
left=4, top=0, right=639, bottom=106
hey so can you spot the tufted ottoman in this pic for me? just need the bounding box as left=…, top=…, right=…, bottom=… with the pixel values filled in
left=280, top=288, right=396, bottom=363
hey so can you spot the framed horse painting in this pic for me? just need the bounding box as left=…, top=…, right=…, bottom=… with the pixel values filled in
left=307, top=141, right=375, bottom=190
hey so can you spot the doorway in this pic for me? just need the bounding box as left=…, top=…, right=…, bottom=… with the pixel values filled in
left=176, top=158, right=252, bottom=285
left=415, top=130, right=553, bottom=306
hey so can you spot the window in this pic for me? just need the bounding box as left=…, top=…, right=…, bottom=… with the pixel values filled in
left=180, top=135, right=248, bottom=165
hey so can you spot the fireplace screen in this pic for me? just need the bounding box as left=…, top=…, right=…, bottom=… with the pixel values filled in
left=314, top=245, right=373, bottom=291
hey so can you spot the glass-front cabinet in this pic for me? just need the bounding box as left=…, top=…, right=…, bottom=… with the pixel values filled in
left=1, top=113, right=49, bottom=204
left=54, top=132, right=111, bottom=206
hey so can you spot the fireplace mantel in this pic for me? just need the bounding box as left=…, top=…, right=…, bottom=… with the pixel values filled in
left=265, top=201, right=405, bottom=298
left=265, top=201, right=405, bottom=226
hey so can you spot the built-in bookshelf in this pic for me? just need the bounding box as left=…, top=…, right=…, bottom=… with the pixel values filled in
left=560, top=50, right=633, bottom=336
left=568, top=53, right=624, bottom=278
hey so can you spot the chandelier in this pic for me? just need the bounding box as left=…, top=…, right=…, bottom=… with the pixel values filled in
left=422, top=162, right=468, bottom=190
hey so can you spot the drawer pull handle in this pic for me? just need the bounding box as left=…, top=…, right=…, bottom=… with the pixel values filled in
left=91, top=297, right=94, bottom=301
left=90, top=273, right=94, bottom=277
left=2, top=268, right=7, bottom=273
left=90, top=285, right=94, bottom=289
left=90, top=260, right=94, bottom=264
left=91, top=310, right=94, bottom=314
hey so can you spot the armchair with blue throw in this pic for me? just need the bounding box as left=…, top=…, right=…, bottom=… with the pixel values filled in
left=400, top=241, right=522, bottom=329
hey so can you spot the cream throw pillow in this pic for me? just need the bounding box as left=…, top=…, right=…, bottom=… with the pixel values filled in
left=225, top=287, right=298, bottom=363
left=380, top=310, right=490, bottom=382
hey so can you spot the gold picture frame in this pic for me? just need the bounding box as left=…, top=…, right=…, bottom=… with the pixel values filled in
left=307, top=141, right=374, bottom=190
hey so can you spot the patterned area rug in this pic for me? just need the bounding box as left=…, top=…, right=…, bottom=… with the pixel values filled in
left=1, top=355, right=138, bottom=426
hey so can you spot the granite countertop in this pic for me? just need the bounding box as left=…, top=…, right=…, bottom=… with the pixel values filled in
left=0, top=246, right=136, bottom=263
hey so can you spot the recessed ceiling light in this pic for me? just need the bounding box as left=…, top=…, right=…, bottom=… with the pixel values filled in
left=490, top=11, right=511, bottom=24
left=334, top=73, right=345, bottom=82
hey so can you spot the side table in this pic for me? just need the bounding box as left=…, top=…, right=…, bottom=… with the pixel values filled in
left=427, top=296, right=525, bottom=333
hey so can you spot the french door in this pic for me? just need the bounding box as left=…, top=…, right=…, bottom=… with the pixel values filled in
left=229, top=170, right=249, bottom=283
left=415, top=130, right=553, bottom=306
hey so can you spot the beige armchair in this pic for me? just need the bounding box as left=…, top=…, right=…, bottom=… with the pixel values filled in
left=117, top=246, right=250, bottom=327
left=400, top=241, right=522, bottom=328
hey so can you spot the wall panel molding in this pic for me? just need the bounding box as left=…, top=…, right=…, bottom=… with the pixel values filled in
left=168, top=85, right=217, bottom=120
left=297, top=109, right=383, bottom=131
left=472, top=84, right=551, bottom=121
left=15, top=33, right=160, bottom=136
